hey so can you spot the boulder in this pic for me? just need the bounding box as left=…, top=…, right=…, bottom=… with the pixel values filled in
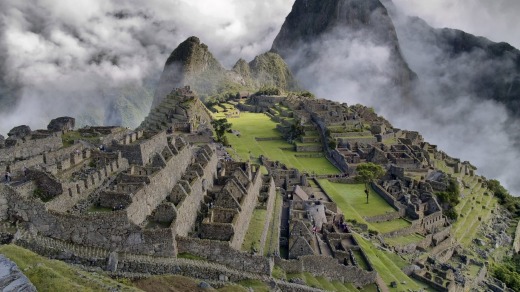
left=0, top=255, right=37, bottom=291
left=7, top=125, right=31, bottom=139
left=47, top=116, right=75, bottom=132
left=198, top=281, right=211, bottom=289
left=0, top=134, right=4, bottom=148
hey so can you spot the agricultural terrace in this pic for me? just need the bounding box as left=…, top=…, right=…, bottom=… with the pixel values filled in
left=353, top=235, right=433, bottom=291
left=225, top=112, right=340, bottom=175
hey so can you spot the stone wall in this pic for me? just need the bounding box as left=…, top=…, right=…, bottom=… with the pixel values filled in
left=330, top=149, right=349, bottom=173
left=513, top=220, right=520, bottom=253
left=364, top=211, right=402, bottom=223
left=0, top=133, right=62, bottom=162
left=176, top=236, right=272, bottom=275
left=5, top=188, right=176, bottom=255
left=47, top=155, right=129, bottom=212
left=0, top=186, right=8, bottom=220
left=295, top=144, right=322, bottom=152
left=338, top=137, right=377, bottom=146
left=432, top=226, right=451, bottom=245
left=174, top=147, right=217, bottom=237
left=392, top=234, right=432, bottom=254
left=371, top=182, right=405, bottom=213
left=126, top=144, right=192, bottom=225
left=411, top=273, right=448, bottom=292
left=275, top=256, right=377, bottom=287
left=200, top=222, right=235, bottom=241
left=257, top=178, right=276, bottom=255
left=420, top=211, right=446, bottom=232
left=228, top=169, right=262, bottom=249
left=112, top=131, right=168, bottom=165
left=382, top=224, right=420, bottom=238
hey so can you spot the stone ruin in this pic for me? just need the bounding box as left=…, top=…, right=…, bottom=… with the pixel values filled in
left=0, top=87, right=500, bottom=291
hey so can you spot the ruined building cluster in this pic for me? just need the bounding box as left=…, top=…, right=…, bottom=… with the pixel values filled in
left=0, top=86, right=499, bottom=291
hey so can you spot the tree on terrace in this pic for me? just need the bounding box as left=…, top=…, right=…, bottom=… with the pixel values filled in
left=211, top=118, right=232, bottom=143
left=356, top=162, right=385, bottom=204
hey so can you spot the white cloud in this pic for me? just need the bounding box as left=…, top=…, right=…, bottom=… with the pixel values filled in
left=0, top=0, right=295, bottom=133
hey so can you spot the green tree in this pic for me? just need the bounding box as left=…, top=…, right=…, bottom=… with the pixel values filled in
left=211, top=118, right=231, bottom=143
left=356, top=163, right=385, bottom=204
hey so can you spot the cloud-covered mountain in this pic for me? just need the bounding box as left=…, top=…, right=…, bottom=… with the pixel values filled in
left=268, top=0, right=520, bottom=194
left=152, top=36, right=298, bottom=107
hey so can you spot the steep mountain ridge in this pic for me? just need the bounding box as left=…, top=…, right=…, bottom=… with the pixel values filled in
left=271, top=0, right=417, bottom=97
left=152, top=37, right=298, bottom=108
left=389, top=12, right=520, bottom=116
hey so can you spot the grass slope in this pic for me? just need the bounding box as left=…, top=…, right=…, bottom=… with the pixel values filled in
left=241, top=209, right=267, bottom=252
left=0, top=244, right=139, bottom=292
left=353, top=235, right=431, bottom=291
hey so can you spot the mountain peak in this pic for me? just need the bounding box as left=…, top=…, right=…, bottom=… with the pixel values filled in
left=271, top=0, right=416, bottom=98
left=152, top=36, right=224, bottom=108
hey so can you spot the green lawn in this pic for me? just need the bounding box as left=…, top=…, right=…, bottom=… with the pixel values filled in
left=264, top=192, right=282, bottom=256
left=370, top=219, right=411, bottom=234
left=241, top=209, right=267, bottom=252
left=384, top=233, right=425, bottom=246
left=318, top=181, right=396, bottom=219
left=225, top=113, right=340, bottom=175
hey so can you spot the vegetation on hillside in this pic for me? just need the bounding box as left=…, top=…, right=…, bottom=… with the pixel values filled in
left=436, top=178, right=460, bottom=220
left=255, top=86, right=282, bottom=96
left=492, top=254, right=520, bottom=291
left=488, top=179, right=520, bottom=216
left=211, top=118, right=232, bottom=145
left=0, top=245, right=138, bottom=292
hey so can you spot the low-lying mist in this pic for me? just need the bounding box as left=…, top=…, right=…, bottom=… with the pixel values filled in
left=284, top=5, right=520, bottom=195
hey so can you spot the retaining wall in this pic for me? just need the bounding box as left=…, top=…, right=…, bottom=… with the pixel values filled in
left=176, top=236, right=272, bottom=275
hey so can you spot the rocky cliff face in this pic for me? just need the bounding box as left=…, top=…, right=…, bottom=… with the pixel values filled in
left=390, top=13, right=520, bottom=116
left=152, top=37, right=298, bottom=108
left=271, top=0, right=417, bottom=98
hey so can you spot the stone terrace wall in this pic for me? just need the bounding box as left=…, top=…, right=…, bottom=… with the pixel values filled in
left=230, top=169, right=263, bottom=249
left=126, top=144, right=192, bottom=225
left=112, top=131, right=168, bottom=165
left=46, top=154, right=129, bottom=212
left=5, top=188, right=176, bottom=255
left=174, top=148, right=218, bottom=237
left=382, top=224, right=421, bottom=238
left=365, top=211, right=402, bottom=223
left=0, top=134, right=62, bottom=162
left=393, top=234, right=433, bottom=254
left=177, top=236, right=272, bottom=275
left=275, top=256, right=377, bottom=287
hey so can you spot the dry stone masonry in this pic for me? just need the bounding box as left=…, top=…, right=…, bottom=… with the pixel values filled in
left=0, top=86, right=506, bottom=291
